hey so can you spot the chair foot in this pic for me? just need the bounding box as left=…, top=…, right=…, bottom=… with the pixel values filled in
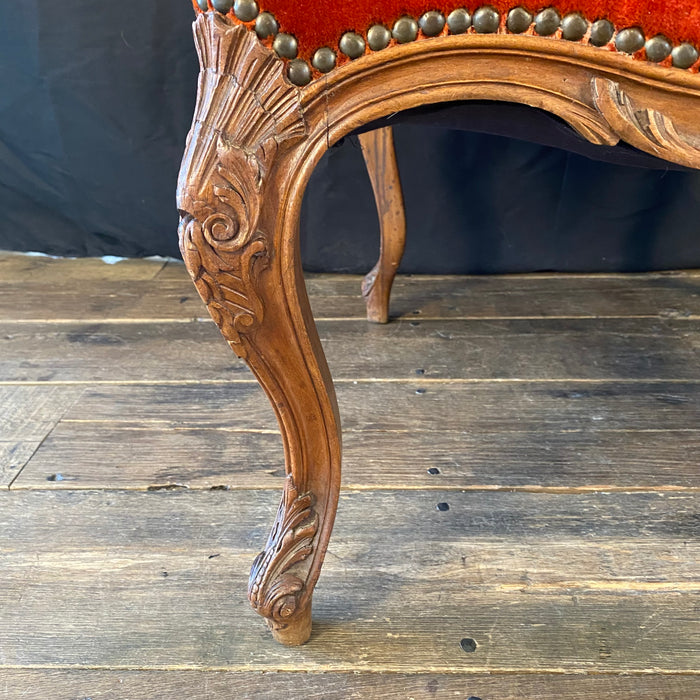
left=269, top=602, right=313, bottom=646
left=362, top=262, right=393, bottom=324
left=358, top=127, right=407, bottom=324
left=248, top=476, right=330, bottom=647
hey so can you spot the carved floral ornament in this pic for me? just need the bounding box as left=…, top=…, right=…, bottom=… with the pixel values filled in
left=248, top=476, right=319, bottom=631
left=193, top=1, right=700, bottom=86
left=177, top=12, right=306, bottom=358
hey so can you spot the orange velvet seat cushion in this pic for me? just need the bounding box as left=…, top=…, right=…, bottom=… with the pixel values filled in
left=194, top=1, right=700, bottom=60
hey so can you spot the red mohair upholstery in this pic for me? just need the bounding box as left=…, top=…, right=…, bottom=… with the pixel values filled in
left=194, top=2, right=700, bottom=61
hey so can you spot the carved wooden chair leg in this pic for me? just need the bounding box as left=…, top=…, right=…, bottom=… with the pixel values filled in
left=358, top=127, right=407, bottom=324
left=177, top=14, right=341, bottom=646
left=181, top=1, right=700, bottom=647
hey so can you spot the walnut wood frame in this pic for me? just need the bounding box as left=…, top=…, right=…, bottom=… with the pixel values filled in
left=177, top=11, right=700, bottom=645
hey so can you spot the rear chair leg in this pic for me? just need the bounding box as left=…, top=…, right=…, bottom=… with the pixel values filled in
left=358, top=127, right=407, bottom=324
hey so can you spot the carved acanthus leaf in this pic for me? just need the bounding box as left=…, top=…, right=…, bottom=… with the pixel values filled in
left=177, top=12, right=306, bottom=358
left=593, top=77, right=700, bottom=169
left=248, top=476, right=318, bottom=629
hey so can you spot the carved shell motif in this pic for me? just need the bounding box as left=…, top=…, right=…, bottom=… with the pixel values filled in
left=248, top=476, right=318, bottom=629
left=177, top=12, right=306, bottom=357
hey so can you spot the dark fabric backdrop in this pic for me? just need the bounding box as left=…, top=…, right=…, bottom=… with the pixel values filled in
left=2, top=0, right=700, bottom=273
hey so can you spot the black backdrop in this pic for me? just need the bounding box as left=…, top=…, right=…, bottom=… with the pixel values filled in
left=2, top=0, right=700, bottom=274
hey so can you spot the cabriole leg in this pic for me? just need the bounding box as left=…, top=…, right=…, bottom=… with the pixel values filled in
left=177, top=12, right=341, bottom=645
left=358, top=127, right=407, bottom=324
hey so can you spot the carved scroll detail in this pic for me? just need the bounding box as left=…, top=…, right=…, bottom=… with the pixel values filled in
left=248, top=476, right=319, bottom=631
left=176, top=12, right=306, bottom=358
left=593, top=77, right=700, bottom=169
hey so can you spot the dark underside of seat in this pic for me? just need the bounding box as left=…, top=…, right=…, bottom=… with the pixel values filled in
left=359, top=100, right=688, bottom=171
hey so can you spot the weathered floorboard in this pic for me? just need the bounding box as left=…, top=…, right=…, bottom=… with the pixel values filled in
left=0, top=490, right=697, bottom=672
left=0, top=386, right=84, bottom=487
left=0, top=253, right=165, bottom=283
left=13, top=424, right=700, bottom=490
left=354, top=272, right=700, bottom=321
left=53, top=380, right=700, bottom=432
left=2, top=670, right=698, bottom=700
left=10, top=378, right=700, bottom=490
left=3, top=265, right=700, bottom=321
left=1, top=256, right=698, bottom=689
left=2, top=319, right=700, bottom=382
left=0, top=280, right=210, bottom=323
left=0, top=442, right=39, bottom=488
left=0, top=386, right=84, bottom=439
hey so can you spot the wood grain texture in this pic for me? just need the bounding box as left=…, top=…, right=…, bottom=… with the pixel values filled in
left=13, top=423, right=700, bottom=491
left=9, top=378, right=700, bottom=490
left=2, top=670, right=698, bottom=700
left=362, top=273, right=700, bottom=321
left=0, top=253, right=165, bottom=283
left=3, top=269, right=700, bottom=322
left=0, top=386, right=84, bottom=487
left=7, top=0, right=700, bottom=664
left=0, top=280, right=211, bottom=323
left=1, top=489, right=697, bottom=672
left=55, top=380, right=700, bottom=433
left=0, top=442, right=38, bottom=489
left=2, top=318, right=700, bottom=383
left=0, top=386, right=84, bottom=440
left=1, top=257, right=699, bottom=684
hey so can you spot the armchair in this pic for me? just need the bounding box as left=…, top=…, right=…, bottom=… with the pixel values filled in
left=177, top=0, right=700, bottom=645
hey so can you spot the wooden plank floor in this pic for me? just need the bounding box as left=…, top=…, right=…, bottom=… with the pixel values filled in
left=1, top=251, right=699, bottom=699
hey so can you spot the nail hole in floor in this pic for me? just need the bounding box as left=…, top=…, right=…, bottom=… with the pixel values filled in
left=460, top=638, right=477, bottom=653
